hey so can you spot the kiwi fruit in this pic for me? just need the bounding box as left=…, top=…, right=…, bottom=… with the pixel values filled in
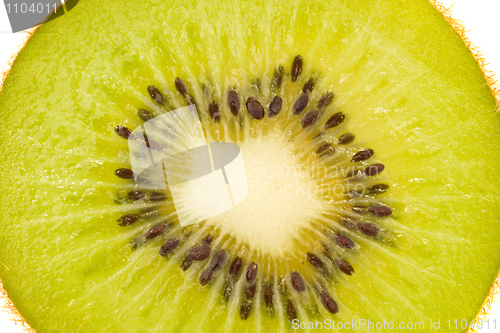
left=1, top=0, right=500, bottom=332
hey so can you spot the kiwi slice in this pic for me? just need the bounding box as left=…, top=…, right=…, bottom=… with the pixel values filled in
left=1, top=0, right=500, bottom=332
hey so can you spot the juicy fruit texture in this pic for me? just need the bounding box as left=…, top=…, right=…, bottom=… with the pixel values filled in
left=1, top=0, right=500, bottom=332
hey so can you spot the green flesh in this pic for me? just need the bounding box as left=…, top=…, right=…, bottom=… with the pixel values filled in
left=1, top=0, right=500, bottom=332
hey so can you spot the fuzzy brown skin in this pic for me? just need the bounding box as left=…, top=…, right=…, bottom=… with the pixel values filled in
left=0, top=0, right=499, bottom=332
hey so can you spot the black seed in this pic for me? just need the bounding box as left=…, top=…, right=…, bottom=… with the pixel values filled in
left=316, top=143, right=333, bottom=156
left=351, top=149, right=374, bottom=162
left=245, top=284, right=256, bottom=299
left=114, top=126, right=132, bottom=139
left=117, top=214, right=139, bottom=226
left=227, top=90, right=240, bottom=116
left=286, top=299, right=297, bottom=321
left=338, top=133, right=355, bottom=145
left=246, top=262, right=258, bottom=283
left=268, top=95, right=283, bottom=118
left=145, top=223, right=168, bottom=239
left=188, top=245, right=211, bottom=261
left=358, top=223, right=379, bottom=236
left=203, top=234, right=214, bottom=245
left=148, top=192, right=168, bottom=202
left=367, top=205, right=392, bottom=217
left=181, top=257, right=192, bottom=271
left=174, top=78, right=188, bottom=97
left=186, top=95, right=196, bottom=106
left=317, top=92, right=334, bottom=109
left=325, top=112, right=345, bottom=129
left=209, top=101, right=220, bottom=123
left=199, top=269, right=214, bottom=286
left=138, top=108, right=154, bottom=122
left=273, top=65, right=284, bottom=89
left=264, top=284, right=274, bottom=306
left=142, top=134, right=152, bottom=148
left=240, top=301, right=252, bottom=320
left=368, top=184, right=389, bottom=194
left=291, top=55, right=303, bottom=82
left=159, top=238, right=180, bottom=256
left=209, top=249, right=226, bottom=271
left=293, top=94, right=309, bottom=115
left=143, top=136, right=163, bottom=151
left=127, top=191, right=146, bottom=201
left=365, top=163, right=385, bottom=176
left=147, top=86, right=164, bottom=105
left=229, top=257, right=243, bottom=278
left=340, top=219, right=357, bottom=230
left=302, top=78, right=315, bottom=94
left=301, top=110, right=319, bottom=128
left=335, top=259, right=355, bottom=275
left=320, top=292, right=339, bottom=314
left=246, top=97, right=265, bottom=120
left=335, top=234, right=355, bottom=249
left=290, top=271, right=305, bottom=292
left=224, top=283, right=234, bottom=301
left=307, top=253, right=324, bottom=269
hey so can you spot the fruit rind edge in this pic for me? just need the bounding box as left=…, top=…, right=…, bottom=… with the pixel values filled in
left=429, top=2, right=500, bottom=331
left=0, top=25, right=37, bottom=92
left=467, top=273, right=500, bottom=333
left=0, top=1, right=66, bottom=331
left=430, top=0, right=500, bottom=112
left=0, top=280, right=34, bottom=333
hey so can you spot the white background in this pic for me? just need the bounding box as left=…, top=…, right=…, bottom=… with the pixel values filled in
left=0, top=0, right=499, bottom=332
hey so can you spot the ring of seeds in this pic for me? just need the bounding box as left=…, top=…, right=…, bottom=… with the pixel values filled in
left=111, top=54, right=394, bottom=322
